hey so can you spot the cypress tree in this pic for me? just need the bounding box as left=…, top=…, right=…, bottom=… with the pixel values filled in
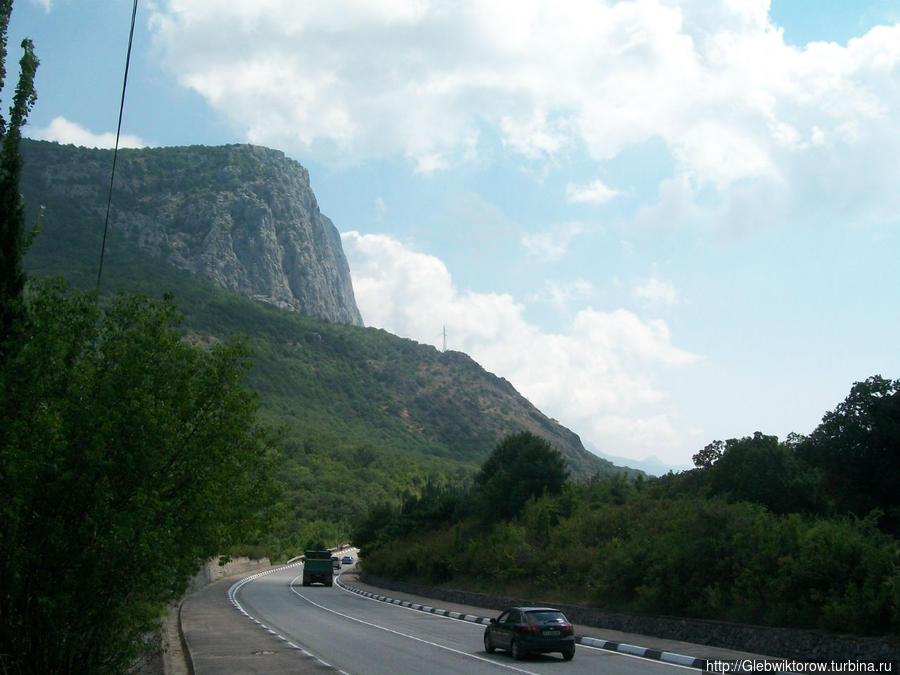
left=0, top=0, right=39, bottom=350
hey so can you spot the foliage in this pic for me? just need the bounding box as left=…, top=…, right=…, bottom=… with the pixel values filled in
left=353, top=479, right=467, bottom=559
left=0, top=280, right=281, bottom=673
left=474, top=431, right=568, bottom=522
left=692, top=439, right=724, bottom=469
left=798, top=375, right=900, bottom=534
left=357, top=382, right=900, bottom=637
left=701, top=432, right=824, bottom=515
left=0, top=0, right=38, bottom=348
left=360, top=472, right=899, bottom=635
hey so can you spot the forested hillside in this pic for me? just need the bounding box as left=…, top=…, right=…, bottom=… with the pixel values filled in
left=357, top=379, right=900, bottom=638
left=18, top=140, right=635, bottom=556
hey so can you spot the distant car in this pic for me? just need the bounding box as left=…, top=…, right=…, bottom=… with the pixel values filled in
left=341, top=555, right=352, bottom=565
left=332, top=556, right=341, bottom=570
left=483, top=607, right=575, bottom=661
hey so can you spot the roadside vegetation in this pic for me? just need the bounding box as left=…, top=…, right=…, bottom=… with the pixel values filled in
left=1, top=283, right=282, bottom=672
left=355, top=382, right=900, bottom=637
left=1, top=5, right=281, bottom=671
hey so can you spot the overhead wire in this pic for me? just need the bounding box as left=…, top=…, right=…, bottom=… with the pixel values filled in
left=96, top=0, right=139, bottom=291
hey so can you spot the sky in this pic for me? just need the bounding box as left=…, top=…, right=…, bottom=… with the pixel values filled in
left=6, top=0, right=900, bottom=469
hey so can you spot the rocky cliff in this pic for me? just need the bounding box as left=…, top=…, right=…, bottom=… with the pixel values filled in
left=19, top=138, right=630, bottom=481
left=20, top=140, right=363, bottom=326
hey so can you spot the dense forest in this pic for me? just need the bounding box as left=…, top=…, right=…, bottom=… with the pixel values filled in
left=355, top=378, right=900, bottom=637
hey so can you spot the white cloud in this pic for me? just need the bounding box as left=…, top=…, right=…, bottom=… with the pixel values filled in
left=149, top=0, right=900, bottom=232
left=374, top=196, right=387, bottom=222
left=31, top=116, right=148, bottom=149
left=29, top=0, right=52, bottom=12
left=634, top=277, right=678, bottom=307
left=632, top=173, right=705, bottom=234
left=342, top=231, right=698, bottom=464
left=535, top=279, right=596, bottom=313
left=521, top=222, right=584, bottom=261
left=500, top=109, right=571, bottom=159
left=565, top=179, right=621, bottom=204
left=412, top=152, right=448, bottom=175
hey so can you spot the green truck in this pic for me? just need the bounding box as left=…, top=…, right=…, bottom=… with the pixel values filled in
left=302, top=550, right=334, bottom=586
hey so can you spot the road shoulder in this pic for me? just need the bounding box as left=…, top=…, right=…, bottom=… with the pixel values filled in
left=178, top=567, right=335, bottom=674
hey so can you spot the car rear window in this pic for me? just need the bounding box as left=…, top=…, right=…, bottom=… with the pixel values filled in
left=524, top=610, right=567, bottom=624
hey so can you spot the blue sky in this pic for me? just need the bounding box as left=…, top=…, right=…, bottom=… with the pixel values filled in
left=7, top=0, right=899, bottom=468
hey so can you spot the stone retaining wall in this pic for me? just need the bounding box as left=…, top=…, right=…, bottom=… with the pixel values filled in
left=361, top=574, right=898, bottom=664
left=188, top=556, right=271, bottom=592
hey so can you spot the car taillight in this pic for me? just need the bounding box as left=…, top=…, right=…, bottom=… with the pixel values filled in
left=562, top=623, right=573, bottom=632
left=522, top=625, right=541, bottom=633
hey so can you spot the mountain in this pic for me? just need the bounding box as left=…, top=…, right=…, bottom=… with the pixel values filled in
left=589, top=445, right=691, bottom=477
left=19, top=139, right=632, bottom=509
left=20, top=140, right=362, bottom=326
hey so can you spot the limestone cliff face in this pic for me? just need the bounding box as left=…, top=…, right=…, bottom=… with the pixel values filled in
left=20, top=141, right=629, bottom=481
left=21, top=141, right=364, bottom=326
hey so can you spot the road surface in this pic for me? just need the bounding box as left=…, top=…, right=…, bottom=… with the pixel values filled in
left=227, top=565, right=705, bottom=674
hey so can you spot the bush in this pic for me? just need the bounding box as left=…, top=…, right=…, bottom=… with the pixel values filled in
left=0, top=281, right=280, bottom=672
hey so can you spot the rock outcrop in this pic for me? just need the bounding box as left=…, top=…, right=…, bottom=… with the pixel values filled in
left=20, top=140, right=364, bottom=326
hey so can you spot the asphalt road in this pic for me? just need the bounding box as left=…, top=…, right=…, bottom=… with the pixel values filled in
left=230, top=565, right=700, bottom=675
left=180, top=559, right=780, bottom=674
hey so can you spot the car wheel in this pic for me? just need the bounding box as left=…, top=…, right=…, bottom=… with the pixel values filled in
left=510, top=638, right=524, bottom=661
left=562, top=645, right=575, bottom=661
left=483, top=633, right=495, bottom=654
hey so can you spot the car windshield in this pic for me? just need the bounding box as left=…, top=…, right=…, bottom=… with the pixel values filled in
left=524, top=610, right=567, bottom=624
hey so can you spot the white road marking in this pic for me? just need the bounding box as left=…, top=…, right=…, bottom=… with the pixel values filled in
left=332, top=574, right=701, bottom=672
left=291, top=574, right=540, bottom=674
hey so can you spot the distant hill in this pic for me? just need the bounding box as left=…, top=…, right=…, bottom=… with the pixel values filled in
left=19, top=139, right=638, bottom=525
left=588, top=444, right=691, bottom=476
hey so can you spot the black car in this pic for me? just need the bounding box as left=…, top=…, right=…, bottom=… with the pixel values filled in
left=483, top=607, right=575, bottom=661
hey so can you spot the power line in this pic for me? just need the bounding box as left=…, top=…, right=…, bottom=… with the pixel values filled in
left=96, top=0, right=139, bottom=291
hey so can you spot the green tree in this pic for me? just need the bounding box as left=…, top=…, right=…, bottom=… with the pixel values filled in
left=798, top=375, right=900, bottom=533
left=692, top=439, right=724, bottom=469
left=352, top=500, right=400, bottom=555
left=0, top=281, right=280, bottom=673
left=704, top=432, right=824, bottom=515
left=0, top=0, right=39, bottom=348
left=474, top=431, right=568, bottom=522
